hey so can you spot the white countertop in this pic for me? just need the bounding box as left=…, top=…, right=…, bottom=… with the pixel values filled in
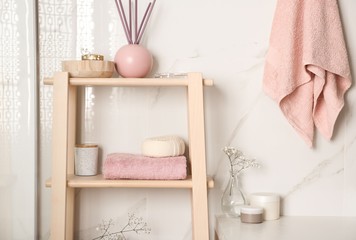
left=215, top=215, right=356, bottom=240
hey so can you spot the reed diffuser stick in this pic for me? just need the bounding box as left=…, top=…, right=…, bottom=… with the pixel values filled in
left=114, top=0, right=156, bottom=44
left=137, top=0, right=156, bottom=44
left=114, top=0, right=131, bottom=43
left=136, top=2, right=151, bottom=44
left=129, top=0, right=132, bottom=39
left=135, top=0, right=138, bottom=41
left=118, top=0, right=132, bottom=43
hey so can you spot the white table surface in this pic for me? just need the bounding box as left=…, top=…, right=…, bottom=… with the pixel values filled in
left=215, top=215, right=356, bottom=240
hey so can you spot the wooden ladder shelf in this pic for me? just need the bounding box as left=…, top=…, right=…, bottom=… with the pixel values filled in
left=45, top=72, right=214, bottom=239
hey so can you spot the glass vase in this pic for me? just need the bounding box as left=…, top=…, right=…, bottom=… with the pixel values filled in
left=221, top=171, right=246, bottom=217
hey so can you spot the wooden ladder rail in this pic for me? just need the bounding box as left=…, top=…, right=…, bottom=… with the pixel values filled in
left=50, top=72, right=76, bottom=239
left=187, top=73, right=210, bottom=239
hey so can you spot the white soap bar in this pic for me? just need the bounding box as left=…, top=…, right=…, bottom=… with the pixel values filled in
left=142, top=135, right=185, bottom=157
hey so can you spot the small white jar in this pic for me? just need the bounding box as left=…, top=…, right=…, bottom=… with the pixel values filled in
left=249, top=193, right=280, bottom=220
left=240, top=206, right=264, bottom=224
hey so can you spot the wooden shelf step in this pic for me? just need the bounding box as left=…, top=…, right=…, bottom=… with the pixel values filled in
left=45, top=174, right=214, bottom=189
left=43, top=76, right=213, bottom=87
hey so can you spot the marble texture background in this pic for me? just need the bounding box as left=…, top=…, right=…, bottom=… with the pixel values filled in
left=38, top=0, right=356, bottom=239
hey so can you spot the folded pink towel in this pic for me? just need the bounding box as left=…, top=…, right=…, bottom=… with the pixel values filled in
left=103, top=153, right=187, bottom=180
left=263, top=0, right=352, bottom=147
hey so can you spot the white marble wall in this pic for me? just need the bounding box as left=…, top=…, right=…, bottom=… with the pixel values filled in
left=38, top=0, right=356, bottom=239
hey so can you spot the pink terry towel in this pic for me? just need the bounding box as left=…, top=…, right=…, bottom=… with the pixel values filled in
left=263, top=0, right=352, bottom=147
left=103, top=153, right=187, bottom=180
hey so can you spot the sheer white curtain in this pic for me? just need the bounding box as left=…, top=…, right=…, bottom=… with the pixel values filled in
left=0, top=0, right=37, bottom=238
left=37, top=0, right=95, bottom=238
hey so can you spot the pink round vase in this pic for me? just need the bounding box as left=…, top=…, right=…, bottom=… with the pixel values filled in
left=114, top=44, right=153, bottom=78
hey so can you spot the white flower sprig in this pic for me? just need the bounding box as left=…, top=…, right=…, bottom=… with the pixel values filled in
left=93, top=213, right=151, bottom=240
left=223, top=147, right=261, bottom=174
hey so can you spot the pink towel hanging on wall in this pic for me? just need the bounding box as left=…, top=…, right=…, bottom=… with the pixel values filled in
left=263, top=0, right=352, bottom=147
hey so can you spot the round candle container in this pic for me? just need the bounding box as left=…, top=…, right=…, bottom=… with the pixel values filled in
left=74, top=144, right=99, bottom=176
left=249, top=193, right=280, bottom=220
left=240, top=206, right=263, bottom=224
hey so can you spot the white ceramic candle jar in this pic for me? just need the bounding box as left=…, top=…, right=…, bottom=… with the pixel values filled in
left=249, top=192, right=280, bottom=220
left=74, top=144, right=99, bottom=176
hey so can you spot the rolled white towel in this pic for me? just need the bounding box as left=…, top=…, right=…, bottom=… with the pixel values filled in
left=142, top=135, right=185, bottom=157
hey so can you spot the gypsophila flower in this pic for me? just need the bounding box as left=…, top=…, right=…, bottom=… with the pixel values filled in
left=223, top=146, right=261, bottom=174
left=92, top=213, right=151, bottom=240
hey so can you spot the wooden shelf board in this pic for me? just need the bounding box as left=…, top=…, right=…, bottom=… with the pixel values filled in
left=46, top=174, right=214, bottom=189
left=43, top=76, right=213, bottom=87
